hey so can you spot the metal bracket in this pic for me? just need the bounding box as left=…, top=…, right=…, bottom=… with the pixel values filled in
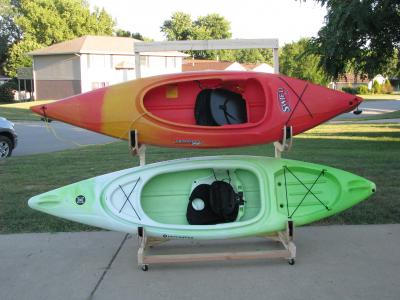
left=129, top=130, right=146, bottom=166
left=287, top=220, right=294, bottom=240
left=274, top=126, right=293, bottom=158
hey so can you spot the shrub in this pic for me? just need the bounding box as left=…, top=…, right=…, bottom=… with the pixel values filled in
left=0, top=82, right=16, bottom=103
left=356, top=85, right=370, bottom=95
left=341, top=86, right=357, bottom=94
left=381, top=79, right=393, bottom=94
left=372, top=80, right=382, bottom=94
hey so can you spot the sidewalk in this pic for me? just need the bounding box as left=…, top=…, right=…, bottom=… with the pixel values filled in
left=1, top=225, right=399, bottom=300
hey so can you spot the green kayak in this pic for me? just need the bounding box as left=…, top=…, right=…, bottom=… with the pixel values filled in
left=28, top=156, right=375, bottom=239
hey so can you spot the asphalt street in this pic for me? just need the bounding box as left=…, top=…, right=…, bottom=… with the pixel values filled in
left=12, top=121, right=117, bottom=156
left=0, top=225, right=399, bottom=300
left=336, top=99, right=400, bottom=119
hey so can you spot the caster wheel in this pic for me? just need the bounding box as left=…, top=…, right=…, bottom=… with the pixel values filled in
left=141, top=264, right=149, bottom=271
left=288, top=259, right=295, bottom=265
left=40, top=117, right=53, bottom=122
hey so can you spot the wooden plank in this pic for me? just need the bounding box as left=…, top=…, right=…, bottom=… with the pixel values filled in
left=288, top=241, right=296, bottom=258
left=134, top=39, right=279, bottom=52
left=135, top=52, right=141, bottom=79
left=146, top=237, right=170, bottom=248
left=137, top=234, right=146, bottom=265
left=142, top=249, right=290, bottom=264
left=273, top=48, right=279, bottom=74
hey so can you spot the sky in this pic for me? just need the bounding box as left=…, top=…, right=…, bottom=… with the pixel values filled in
left=89, top=0, right=327, bottom=45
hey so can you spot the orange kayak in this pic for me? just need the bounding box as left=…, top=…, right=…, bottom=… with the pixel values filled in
left=31, top=71, right=362, bottom=148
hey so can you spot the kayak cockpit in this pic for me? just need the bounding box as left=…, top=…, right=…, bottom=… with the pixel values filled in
left=143, top=78, right=266, bottom=127
left=140, top=167, right=262, bottom=226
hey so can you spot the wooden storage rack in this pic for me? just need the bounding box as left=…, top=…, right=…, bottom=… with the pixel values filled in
left=130, top=126, right=297, bottom=271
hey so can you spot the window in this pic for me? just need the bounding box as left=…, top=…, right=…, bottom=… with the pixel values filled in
left=165, top=57, right=177, bottom=69
left=87, top=55, right=110, bottom=69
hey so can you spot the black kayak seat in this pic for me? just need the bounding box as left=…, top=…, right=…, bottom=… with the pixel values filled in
left=194, top=89, right=247, bottom=126
left=186, top=181, right=242, bottom=225
left=194, top=89, right=218, bottom=126
left=187, top=184, right=219, bottom=225
left=209, top=181, right=239, bottom=222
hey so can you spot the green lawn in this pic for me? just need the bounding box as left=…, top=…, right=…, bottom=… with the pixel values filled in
left=0, top=100, right=54, bottom=121
left=1, top=123, right=399, bottom=233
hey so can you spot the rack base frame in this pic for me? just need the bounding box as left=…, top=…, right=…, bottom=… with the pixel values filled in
left=137, top=221, right=296, bottom=271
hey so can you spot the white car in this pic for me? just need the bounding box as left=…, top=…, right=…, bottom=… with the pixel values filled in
left=0, top=117, right=18, bottom=159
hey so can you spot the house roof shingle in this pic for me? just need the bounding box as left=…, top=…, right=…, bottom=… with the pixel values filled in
left=182, top=59, right=239, bottom=72
left=28, top=36, right=188, bottom=57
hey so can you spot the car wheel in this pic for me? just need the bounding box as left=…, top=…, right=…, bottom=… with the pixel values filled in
left=0, top=136, right=13, bottom=159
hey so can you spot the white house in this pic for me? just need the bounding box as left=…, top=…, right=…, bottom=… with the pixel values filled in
left=368, top=74, right=387, bottom=90
left=0, top=73, right=11, bottom=85
left=28, top=36, right=188, bottom=100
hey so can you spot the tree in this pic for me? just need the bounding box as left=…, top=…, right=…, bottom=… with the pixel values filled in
left=3, top=39, right=40, bottom=77
left=115, top=29, right=140, bottom=39
left=194, top=14, right=231, bottom=40
left=382, top=49, right=400, bottom=78
left=192, top=13, right=233, bottom=60
left=0, top=0, right=22, bottom=67
left=311, top=0, right=400, bottom=79
left=114, top=29, right=150, bottom=41
left=14, top=0, right=114, bottom=44
left=233, top=48, right=273, bottom=65
left=161, top=12, right=231, bottom=60
left=161, top=12, right=272, bottom=64
left=161, top=12, right=195, bottom=41
left=280, top=38, right=329, bottom=85
left=1, top=0, right=115, bottom=77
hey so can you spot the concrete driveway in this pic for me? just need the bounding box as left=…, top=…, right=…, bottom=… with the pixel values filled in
left=13, top=121, right=117, bottom=156
left=0, top=224, right=399, bottom=300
